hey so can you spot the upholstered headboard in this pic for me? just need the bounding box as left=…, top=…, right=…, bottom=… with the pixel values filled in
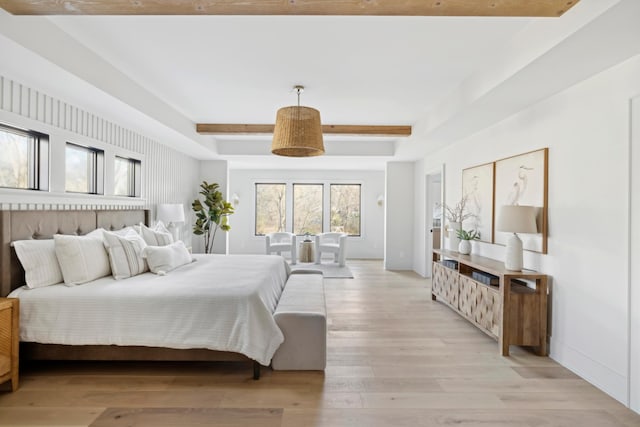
left=0, top=209, right=149, bottom=297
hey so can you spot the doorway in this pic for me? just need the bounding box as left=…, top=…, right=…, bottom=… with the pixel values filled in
left=424, top=167, right=443, bottom=278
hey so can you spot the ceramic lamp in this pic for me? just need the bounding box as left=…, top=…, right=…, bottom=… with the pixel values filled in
left=157, top=203, right=185, bottom=241
left=496, top=205, right=537, bottom=271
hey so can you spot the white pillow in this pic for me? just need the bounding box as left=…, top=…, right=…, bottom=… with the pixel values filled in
left=111, top=226, right=141, bottom=237
left=143, top=241, right=193, bottom=275
left=140, top=222, right=173, bottom=246
left=12, top=239, right=63, bottom=288
left=54, top=233, right=112, bottom=285
left=103, top=230, right=149, bottom=280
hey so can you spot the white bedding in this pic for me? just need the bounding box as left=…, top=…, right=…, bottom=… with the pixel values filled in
left=9, top=254, right=290, bottom=366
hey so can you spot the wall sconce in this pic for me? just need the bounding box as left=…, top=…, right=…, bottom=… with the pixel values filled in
left=377, top=194, right=384, bottom=206
left=232, top=193, right=240, bottom=206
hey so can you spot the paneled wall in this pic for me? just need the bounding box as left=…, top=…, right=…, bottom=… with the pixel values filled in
left=0, top=74, right=200, bottom=244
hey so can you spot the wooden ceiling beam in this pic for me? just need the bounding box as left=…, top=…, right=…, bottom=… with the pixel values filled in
left=0, top=0, right=580, bottom=17
left=196, top=124, right=412, bottom=137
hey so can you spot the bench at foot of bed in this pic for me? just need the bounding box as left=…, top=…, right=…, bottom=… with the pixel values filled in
left=272, top=271, right=326, bottom=371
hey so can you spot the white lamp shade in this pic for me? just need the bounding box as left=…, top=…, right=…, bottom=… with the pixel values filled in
left=496, top=205, right=538, bottom=234
left=157, top=203, right=185, bottom=224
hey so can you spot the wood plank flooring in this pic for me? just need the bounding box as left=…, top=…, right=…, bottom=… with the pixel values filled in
left=0, top=260, right=638, bottom=426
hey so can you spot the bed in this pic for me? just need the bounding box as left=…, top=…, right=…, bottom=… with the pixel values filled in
left=0, top=209, right=290, bottom=379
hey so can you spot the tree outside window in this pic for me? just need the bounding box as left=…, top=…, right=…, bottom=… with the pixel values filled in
left=331, top=184, right=361, bottom=236
left=293, top=184, right=323, bottom=235
left=255, top=183, right=286, bottom=235
left=0, top=129, right=29, bottom=189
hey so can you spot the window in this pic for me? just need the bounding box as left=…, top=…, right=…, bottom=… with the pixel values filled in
left=114, top=156, right=141, bottom=197
left=65, top=143, right=104, bottom=194
left=255, top=183, right=286, bottom=235
left=293, top=184, right=323, bottom=235
left=0, top=123, right=49, bottom=190
left=331, top=184, right=361, bottom=236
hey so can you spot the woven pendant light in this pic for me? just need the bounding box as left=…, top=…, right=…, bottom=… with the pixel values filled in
left=272, top=86, right=325, bottom=157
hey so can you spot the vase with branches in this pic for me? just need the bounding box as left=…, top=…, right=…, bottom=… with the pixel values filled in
left=442, top=194, right=476, bottom=226
left=192, top=181, right=234, bottom=254
left=438, top=194, right=478, bottom=252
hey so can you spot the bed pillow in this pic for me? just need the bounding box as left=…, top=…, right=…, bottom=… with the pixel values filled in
left=54, top=233, right=111, bottom=285
left=111, top=225, right=142, bottom=237
left=143, top=241, right=193, bottom=275
left=103, top=230, right=149, bottom=280
left=12, top=239, right=63, bottom=288
left=140, top=222, right=173, bottom=246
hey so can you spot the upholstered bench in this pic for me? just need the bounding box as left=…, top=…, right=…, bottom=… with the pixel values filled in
left=272, top=271, right=326, bottom=370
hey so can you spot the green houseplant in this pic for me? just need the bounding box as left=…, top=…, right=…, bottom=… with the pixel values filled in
left=456, top=229, right=480, bottom=241
left=456, top=229, right=480, bottom=255
left=192, top=181, right=234, bottom=253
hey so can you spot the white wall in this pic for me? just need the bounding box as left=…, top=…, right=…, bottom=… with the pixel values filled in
left=415, top=54, right=640, bottom=406
left=630, top=95, right=640, bottom=413
left=193, top=160, right=229, bottom=254
left=0, top=74, right=200, bottom=247
left=227, top=168, right=385, bottom=259
left=385, top=162, right=414, bottom=270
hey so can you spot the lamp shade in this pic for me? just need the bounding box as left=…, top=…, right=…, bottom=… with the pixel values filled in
left=157, top=203, right=185, bottom=224
left=271, top=106, right=325, bottom=157
left=496, top=205, right=537, bottom=234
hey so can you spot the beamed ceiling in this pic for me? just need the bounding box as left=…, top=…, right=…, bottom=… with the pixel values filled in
left=0, top=0, right=637, bottom=170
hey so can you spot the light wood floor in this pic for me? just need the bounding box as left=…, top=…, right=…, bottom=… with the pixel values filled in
left=1, top=260, right=638, bottom=426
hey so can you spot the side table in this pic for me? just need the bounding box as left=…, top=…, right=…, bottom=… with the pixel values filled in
left=0, top=298, right=19, bottom=392
left=299, top=240, right=315, bottom=263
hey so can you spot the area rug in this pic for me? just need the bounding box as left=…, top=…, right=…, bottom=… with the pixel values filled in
left=289, top=262, right=354, bottom=278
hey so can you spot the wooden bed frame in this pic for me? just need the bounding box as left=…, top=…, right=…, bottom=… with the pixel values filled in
left=0, top=209, right=261, bottom=379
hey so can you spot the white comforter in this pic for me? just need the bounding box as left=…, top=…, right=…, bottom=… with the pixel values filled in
left=9, top=254, right=290, bottom=365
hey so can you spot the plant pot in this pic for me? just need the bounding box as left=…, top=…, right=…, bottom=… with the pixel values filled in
left=458, top=239, right=471, bottom=255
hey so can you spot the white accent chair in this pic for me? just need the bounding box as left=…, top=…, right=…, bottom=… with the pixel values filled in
left=315, top=232, right=348, bottom=267
left=265, top=232, right=297, bottom=264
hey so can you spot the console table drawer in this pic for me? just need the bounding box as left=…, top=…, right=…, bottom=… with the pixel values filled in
left=475, top=285, right=501, bottom=338
left=458, top=275, right=477, bottom=319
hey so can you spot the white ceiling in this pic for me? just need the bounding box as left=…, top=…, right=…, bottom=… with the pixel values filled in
left=0, top=0, right=637, bottom=170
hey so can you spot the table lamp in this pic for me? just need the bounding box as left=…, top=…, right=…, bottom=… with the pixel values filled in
left=157, top=203, right=185, bottom=242
left=496, top=205, right=538, bottom=271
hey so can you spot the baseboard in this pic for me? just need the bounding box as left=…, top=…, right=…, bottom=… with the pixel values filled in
left=550, top=337, right=628, bottom=406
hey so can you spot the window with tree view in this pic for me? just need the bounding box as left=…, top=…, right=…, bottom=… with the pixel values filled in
left=0, top=123, right=49, bottom=190
left=65, top=143, right=104, bottom=194
left=331, top=184, right=361, bottom=236
left=114, top=156, right=141, bottom=197
left=293, top=184, right=323, bottom=235
left=255, top=183, right=286, bottom=235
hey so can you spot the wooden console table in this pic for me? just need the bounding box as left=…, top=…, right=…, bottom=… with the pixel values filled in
left=432, top=249, right=548, bottom=356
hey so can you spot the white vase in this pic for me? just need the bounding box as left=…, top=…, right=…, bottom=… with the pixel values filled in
left=458, top=240, right=471, bottom=255
left=447, top=222, right=461, bottom=251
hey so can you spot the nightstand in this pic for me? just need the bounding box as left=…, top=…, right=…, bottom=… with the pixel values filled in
left=0, top=298, right=19, bottom=392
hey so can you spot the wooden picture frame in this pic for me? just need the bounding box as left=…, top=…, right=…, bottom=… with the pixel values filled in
left=462, top=162, right=495, bottom=243
left=494, top=148, right=548, bottom=253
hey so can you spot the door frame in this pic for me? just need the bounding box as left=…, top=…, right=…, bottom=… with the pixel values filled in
left=629, top=95, right=639, bottom=413
left=424, top=164, right=445, bottom=278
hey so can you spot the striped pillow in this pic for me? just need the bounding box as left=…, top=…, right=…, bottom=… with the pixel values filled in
left=12, top=239, right=63, bottom=288
left=140, top=222, right=173, bottom=246
left=103, top=230, right=149, bottom=280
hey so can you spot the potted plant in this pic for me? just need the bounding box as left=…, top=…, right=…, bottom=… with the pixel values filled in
left=456, top=229, right=480, bottom=255
left=441, top=194, right=476, bottom=250
left=192, top=181, right=235, bottom=253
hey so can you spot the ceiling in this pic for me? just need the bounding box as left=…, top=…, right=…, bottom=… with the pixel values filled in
left=0, top=0, right=637, bottom=170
